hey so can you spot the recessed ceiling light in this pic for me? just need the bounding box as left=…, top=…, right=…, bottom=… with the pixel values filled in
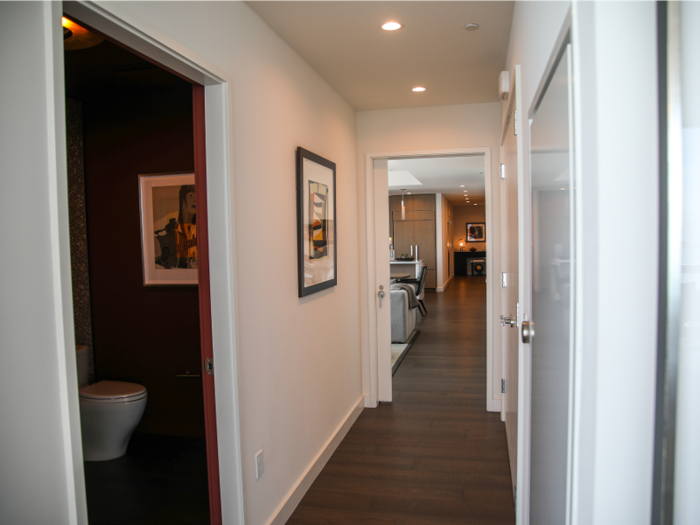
left=474, top=203, right=477, bottom=206
left=407, top=192, right=412, bottom=194
left=381, top=21, right=402, bottom=31
left=460, top=185, right=465, bottom=188
left=464, top=23, right=480, bottom=30
left=412, top=86, right=426, bottom=92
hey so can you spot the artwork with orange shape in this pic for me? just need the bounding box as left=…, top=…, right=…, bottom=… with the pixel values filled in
left=309, top=180, right=328, bottom=259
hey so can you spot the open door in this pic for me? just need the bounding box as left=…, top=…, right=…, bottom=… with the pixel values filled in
left=193, top=84, right=223, bottom=525
left=371, top=158, right=393, bottom=403
left=525, top=41, right=576, bottom=524
left=500, top=71, right=521, bottom=499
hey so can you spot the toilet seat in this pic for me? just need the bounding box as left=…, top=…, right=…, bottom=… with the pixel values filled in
left=79, top=380, right=147, bottom=404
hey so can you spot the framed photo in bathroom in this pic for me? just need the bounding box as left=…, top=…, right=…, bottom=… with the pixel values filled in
left=296, top=147, right=337, bottom=297
left=138, top=172, right=198, bottom=286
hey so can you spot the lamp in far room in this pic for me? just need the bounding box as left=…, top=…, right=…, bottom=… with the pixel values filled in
left=459, top=240, right=464, bottom=252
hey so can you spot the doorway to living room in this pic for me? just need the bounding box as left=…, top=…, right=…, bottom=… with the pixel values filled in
left=363, top=148, right=497, bottom=411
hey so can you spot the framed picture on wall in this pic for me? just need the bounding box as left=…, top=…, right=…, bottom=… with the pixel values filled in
left=296, top=147, right=337, bottom=297
left=139, top=172, right=198, bottom=286
left=467, top=222, right=486, bottom=242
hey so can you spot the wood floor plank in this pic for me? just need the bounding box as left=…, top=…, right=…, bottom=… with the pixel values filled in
left=286, top=277, right=515, bottom=524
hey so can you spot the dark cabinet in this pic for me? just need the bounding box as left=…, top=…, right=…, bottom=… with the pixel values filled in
left=454, top=251, right=486, bottom=276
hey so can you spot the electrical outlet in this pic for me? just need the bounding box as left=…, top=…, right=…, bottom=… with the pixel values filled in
left=255, top=450, right=264, bottom=480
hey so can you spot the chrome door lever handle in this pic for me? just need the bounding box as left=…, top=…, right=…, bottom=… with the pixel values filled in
left=501, top=314, right=516, bottom=327
left=378, top=285, right=385, bottom=307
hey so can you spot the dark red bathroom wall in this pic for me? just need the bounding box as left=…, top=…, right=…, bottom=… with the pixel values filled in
left=82, top=85, right=205, bottom=437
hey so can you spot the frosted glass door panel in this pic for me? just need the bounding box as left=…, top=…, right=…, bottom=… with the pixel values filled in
left=674, top=3, right=700, bottom=522
left=529, top=45, right=575, bottom=525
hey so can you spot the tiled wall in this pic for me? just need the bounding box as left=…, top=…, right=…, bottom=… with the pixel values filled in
left=66, top=98, right=94, bottom=384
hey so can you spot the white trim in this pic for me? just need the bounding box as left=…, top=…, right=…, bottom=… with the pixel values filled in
left=363, top=148, right=499, bottom=413
left=435, top=193, right=444, bottom=289
left=438, top=274, right=454, bottom=292
left=47, top=3, right=85, bottom=523
left=268, top=396, right=365, bottom=525
left=514, top=63, right=532, bottom=525
left=60, top=3, right=244, bottom=523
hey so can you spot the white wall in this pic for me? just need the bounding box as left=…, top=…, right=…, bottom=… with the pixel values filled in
left=453, top=204, right=487, bottom=252
left=356, top=102, right=503, bottom=407
left=505, top=1, right=660, bottom=522
left=4, top=2, right=363, bottom=524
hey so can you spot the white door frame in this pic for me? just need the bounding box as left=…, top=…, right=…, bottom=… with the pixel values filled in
left=363, top=147, right=498, bottom=411
left=56, top=2, right=244, bottom=522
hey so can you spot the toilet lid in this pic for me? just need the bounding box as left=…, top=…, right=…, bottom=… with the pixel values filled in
left=79, top=380, right=147, bottom=401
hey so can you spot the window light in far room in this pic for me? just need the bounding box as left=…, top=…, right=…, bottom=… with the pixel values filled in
left=401, top=189, right=406, bottom=220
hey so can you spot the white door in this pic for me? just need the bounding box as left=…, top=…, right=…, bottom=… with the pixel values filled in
left=500, top=92, right=520, bottom=494
left=372, top=158, right=393, bottom=403
left=527, top=44, right=576, bottom=524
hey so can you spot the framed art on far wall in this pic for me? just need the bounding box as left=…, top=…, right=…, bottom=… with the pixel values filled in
left=296, top=147, right=337, bottom=297
left=139, top=172, right=198, bottom=286
left=467, top=222, right=486, bottom=242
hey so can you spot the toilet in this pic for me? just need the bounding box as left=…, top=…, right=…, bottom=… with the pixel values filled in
left=76, top=345, right=147, bottom=461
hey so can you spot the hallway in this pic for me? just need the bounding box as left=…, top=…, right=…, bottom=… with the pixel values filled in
left=288, top=277, right=515, bottom=524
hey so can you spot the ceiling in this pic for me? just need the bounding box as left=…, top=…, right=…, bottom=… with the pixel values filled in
left=246, top=1, right=515, bottom=111
left=388, top=155, right=485, bottom=207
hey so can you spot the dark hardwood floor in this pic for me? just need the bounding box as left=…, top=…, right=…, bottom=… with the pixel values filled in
left=287, top=276, right=515, bottom=524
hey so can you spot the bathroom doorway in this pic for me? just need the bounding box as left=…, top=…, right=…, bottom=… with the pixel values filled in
left=63, top=16, right=221, bottom=523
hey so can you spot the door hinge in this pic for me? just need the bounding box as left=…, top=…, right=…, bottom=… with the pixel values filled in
left=514, top=109, right=518, bottom=136
left=204, top=358, right=214, bottom=375
left=514, top=486, right=517, bottom=508
left=501, top=272, right=507, bottom=287
left=500, top=163, right=505, bottom=179
left=501, top=379, right=506, bottom=394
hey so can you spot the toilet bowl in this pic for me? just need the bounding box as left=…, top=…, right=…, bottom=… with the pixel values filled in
left=79, top=380, right=147, bottom=461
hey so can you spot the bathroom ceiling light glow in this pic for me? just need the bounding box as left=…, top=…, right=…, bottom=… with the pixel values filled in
left=381, top=21, right=402, bottom=31
left=412, top=86, right=426, bottom=92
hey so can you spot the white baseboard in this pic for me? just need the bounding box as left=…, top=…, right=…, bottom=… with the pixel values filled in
left=436, top=276, right=453, bottom=293
left=487, top=398, right=502, bottom=413
left=267, top=396, right=365, bottom=525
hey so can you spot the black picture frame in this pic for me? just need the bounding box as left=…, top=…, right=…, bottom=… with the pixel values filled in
left=467, top=222, right=486, bottom=242
left=296, top=147, right=337, bottom=297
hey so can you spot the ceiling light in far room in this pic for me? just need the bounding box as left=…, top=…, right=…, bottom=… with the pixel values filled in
left=62, top=16, right=104, bottom=50
left=381, top=21, right=402, bottom=31
left=460, top=185, right=465, bottom=187
left=412, top=86, right=426, bottom=92
left=464, top=23, right=480, bottom=30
